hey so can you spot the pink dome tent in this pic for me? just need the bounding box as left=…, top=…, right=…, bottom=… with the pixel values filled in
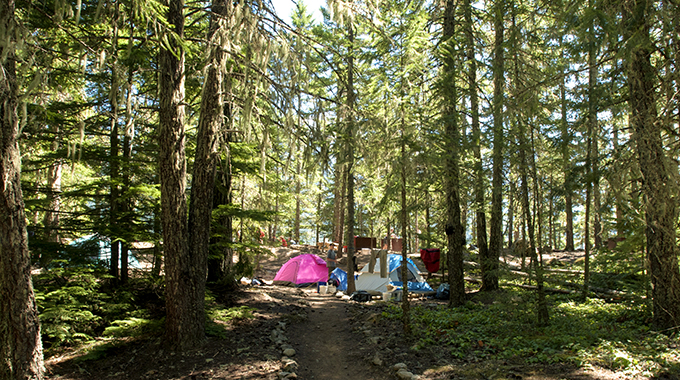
left=273, top=254, right=328, bottom=285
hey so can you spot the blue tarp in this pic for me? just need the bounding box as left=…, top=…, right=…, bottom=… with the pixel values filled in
left=390, top=281, right=434, bottom=292
left=330, top=267, right=348, bottom=291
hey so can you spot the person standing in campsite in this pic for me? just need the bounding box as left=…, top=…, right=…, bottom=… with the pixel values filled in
left=326, top=243, right=337, bottom=276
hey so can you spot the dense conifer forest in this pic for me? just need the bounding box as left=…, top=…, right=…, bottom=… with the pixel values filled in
left=2, top=0, right=680, bottom=378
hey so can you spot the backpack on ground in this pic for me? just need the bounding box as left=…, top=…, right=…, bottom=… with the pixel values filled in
left=435, top=283, right=450, bottom=300
left=350, top=290, right=372, bottom=302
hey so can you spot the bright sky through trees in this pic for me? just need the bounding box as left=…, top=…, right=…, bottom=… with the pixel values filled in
left=271, top=0, right=324, bottom=23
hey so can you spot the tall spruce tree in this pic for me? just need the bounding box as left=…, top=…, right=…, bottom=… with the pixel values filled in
left=627, top=0, right=680, bottom=330
left=0, top=0, right=45, bottom=376
left=487, top=0, right=505, bottom=292
left=159, top=0, right=205, bottom=349
left=441, top=0, right=466, bottom=307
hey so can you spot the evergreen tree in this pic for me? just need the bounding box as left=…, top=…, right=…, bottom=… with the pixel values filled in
left=440, top=0, right=466, bottom=307
left=627, top=0, right=680, bottom=330
left=0, top=0, right=45, bottom=375
left=487, top=0, right=505, bottom=292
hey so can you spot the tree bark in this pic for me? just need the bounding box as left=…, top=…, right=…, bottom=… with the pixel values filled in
left=208, top=76, right=235, bottom=284
left=400, top=136, right=411, bottom=333
left=109, top=8, right=121, bottom=282
left=560, top=52, right=574, bottom=251
left=465, top=0, right=488, bottom=290
left=345, top=21, right=356, bottom=295
left=588, top=0, right=601, bottom=251
left=120, top=63, right=135, bottom=285
left=529, top=127, right=549, bottom=326
left=333, top=161, right=346, bottom=249
left=0, top=0, right=46, bottom=375
left=295, top=161, right=301, bottom=243
left=43, top=130, right=62, bottom=246
left=628, top=0, right=680, bottom=330
left=442, top=0, right=466, bottom=307
left=160, top=0, right=202, bottom=350
left=487, top=0, right=505, bottom=291
left=186, top=0, right=229, bottom=334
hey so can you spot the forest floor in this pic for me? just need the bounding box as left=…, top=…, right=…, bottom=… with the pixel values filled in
left=45, top=246, right=639, bottom=380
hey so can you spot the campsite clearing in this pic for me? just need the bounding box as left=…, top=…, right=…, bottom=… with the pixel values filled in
left=46, top=246, right=633, bottom=380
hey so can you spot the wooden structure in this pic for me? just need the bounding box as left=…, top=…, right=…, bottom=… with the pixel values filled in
left=354, top=237, right=377, bottom=250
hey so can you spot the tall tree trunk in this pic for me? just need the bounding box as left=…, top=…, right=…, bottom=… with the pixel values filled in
left=628, top=0, right=680, bottom=330
left=160, top=0, right=202, bottom=350
left=152, top=198, right=163, bottom=278
left=507, top=178, right=514, bottom=251
left=583, top=136, right=591, bottom=301
left=0, top=0, right=45, bottom=374
left=345, top=164, right=356, bottom=293
left=588, top=2, right=601, bottom=250
left=398, top=38, right=411, bottom=332
left=519, top=120, right=547, bottom=325
left=466, top=0, right=488, bottom=289
left=294, top=94, right=302, bottom=244
left=109, top=7, right=121, bottom=282
left=187, top=0, right=228, bottom=327
left=316, top=179, right=322, bottom=244
left=43, top=131, right=62, bottom=246
left=208, top=166, right=233, bottom=284
left=487, top=0, right=505, bottom=291
left=273, top=172, right=279, bottom=243
left=549, top=177, right=555, bottom=249
left=208, top=75, right=235, bottom=284
left=523, top=143, right=549, bottom=326
left=295, top=161, right=301, bottom=243
left=676, top=3, right=680, bottom=130
left=560, top=47, right=574, bottom=251
left=529, top=122, right=549, bottom=326
left=120, top=67, right=135, bottom=285
left=583, top=5, right=596, bottom=299
left=332, top=161, right=346, bottom=248
left=400, top=135, right=411, bottom=333
left=613, top=123, right=624, bottom=239
left=345, top=21, right=356, bottom=295
left=442, top=0, right=466, bottom=307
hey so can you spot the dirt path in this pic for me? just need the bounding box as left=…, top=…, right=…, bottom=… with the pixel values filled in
left=287, top=292, right=390, bottom=380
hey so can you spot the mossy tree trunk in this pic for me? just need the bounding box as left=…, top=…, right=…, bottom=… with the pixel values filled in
left=627, top=0, right=680, bottom=331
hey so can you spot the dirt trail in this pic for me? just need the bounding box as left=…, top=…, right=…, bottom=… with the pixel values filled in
left=287, top=292, right=390, bottom=380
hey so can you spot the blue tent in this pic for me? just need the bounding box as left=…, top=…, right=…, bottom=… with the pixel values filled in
left=355, top=253, right=434, bottom=293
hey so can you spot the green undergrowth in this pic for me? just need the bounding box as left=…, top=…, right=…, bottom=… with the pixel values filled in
left=383, top=289, right=679, bottom=378
left=34, top=265, right=256, bottom=356
left=205, top=291, right=256, bottom=339
left=33, top=264, right=158, bottom=353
